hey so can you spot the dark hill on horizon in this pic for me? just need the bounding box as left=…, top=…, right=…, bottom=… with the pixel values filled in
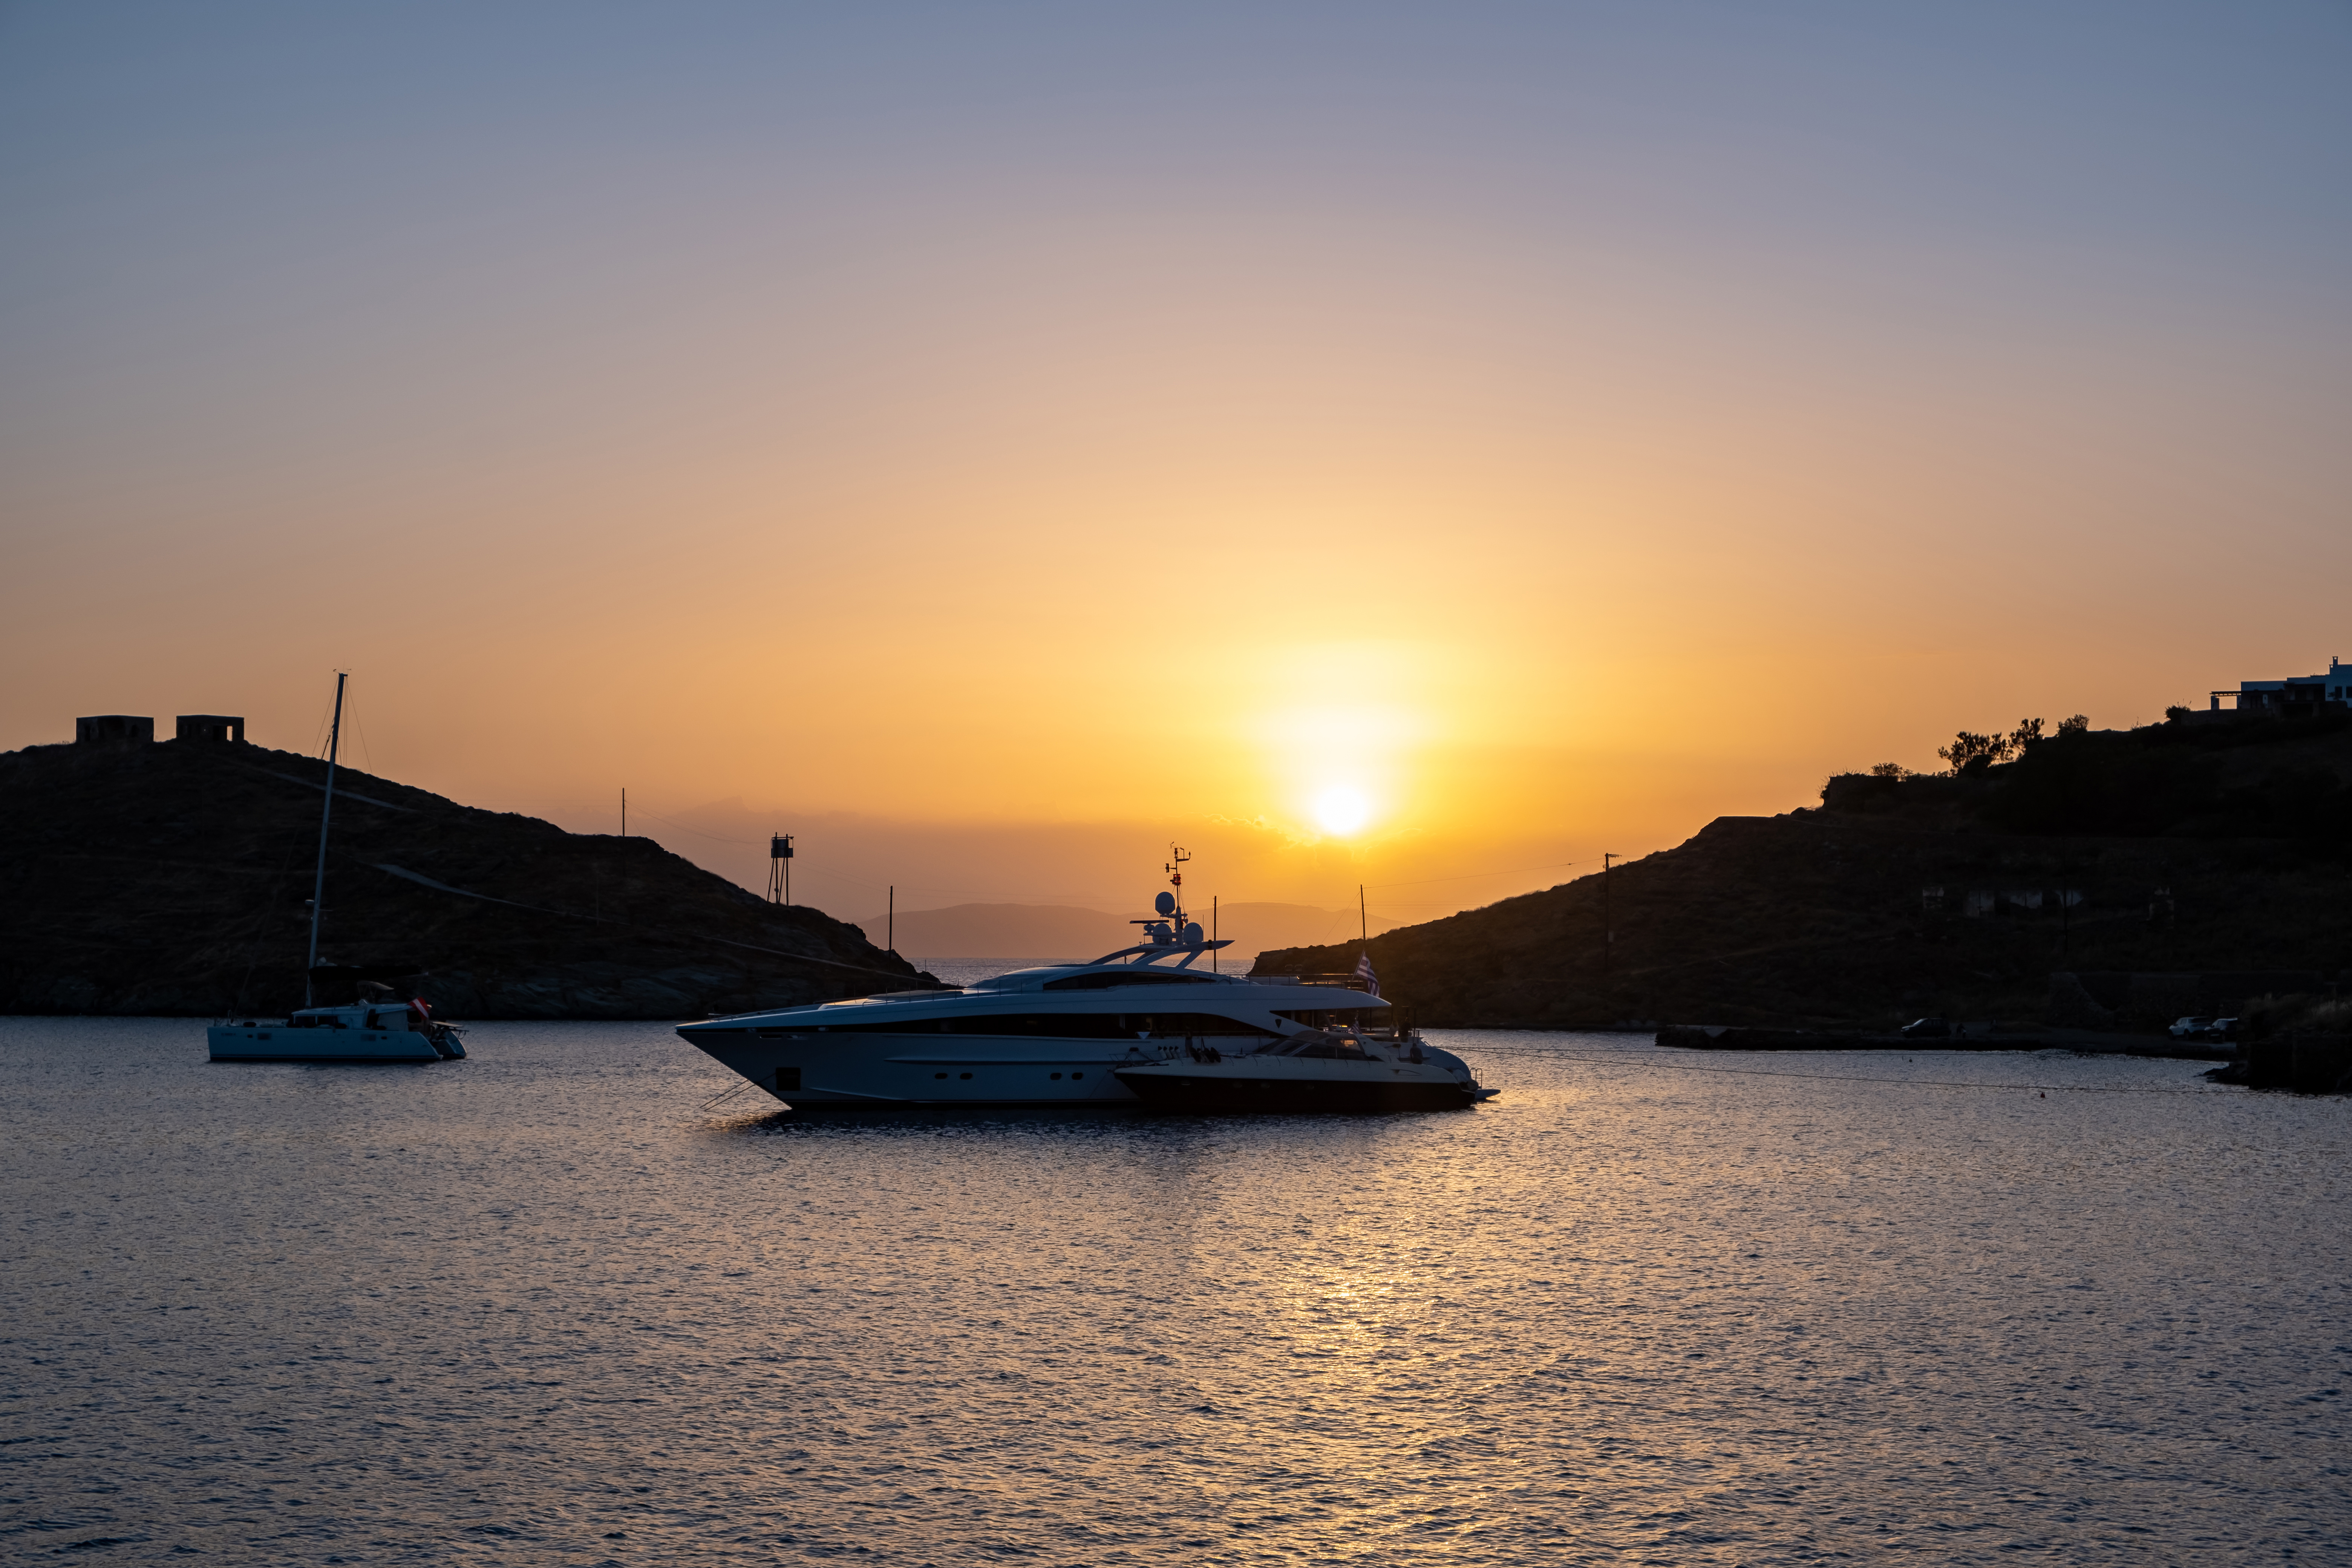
left=0, top=738, right=936, bottom=1018
left=1254, top=713, right=2352, bottom=1031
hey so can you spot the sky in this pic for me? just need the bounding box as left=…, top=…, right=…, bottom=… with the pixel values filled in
left=4, top=2, right=2347, bottom=930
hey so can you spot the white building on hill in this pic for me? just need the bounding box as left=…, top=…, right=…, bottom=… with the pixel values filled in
left=2211, top=657, right=2351, bottom=715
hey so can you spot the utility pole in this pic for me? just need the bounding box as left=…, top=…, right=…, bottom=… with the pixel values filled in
left=1603, top=853, right=1617, bottom=977
left=621, top=788, right=626, bottom=838
left=1212, top=896, right=1219, bottom=973
left=1360, top=884, right=1368, bottom=947
left=888, top=885, right=895, bottom=954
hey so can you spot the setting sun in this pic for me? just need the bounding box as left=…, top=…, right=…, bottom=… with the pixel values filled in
left=1312, top=785, right=1373, bottom=837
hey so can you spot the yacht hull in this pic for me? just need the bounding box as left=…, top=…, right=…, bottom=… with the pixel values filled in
left=681, top=1030, right=1154, bottom=1107
left=207, top=1024, right=442, bottom=1063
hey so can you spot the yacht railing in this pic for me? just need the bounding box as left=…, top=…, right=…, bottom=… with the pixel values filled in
left=1246, top=974, right=1380, bottom=993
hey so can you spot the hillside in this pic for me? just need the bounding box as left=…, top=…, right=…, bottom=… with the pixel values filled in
left=1253, top=713, right=2352, bottom=1030
left=0, top=739, right=936, bottom=1018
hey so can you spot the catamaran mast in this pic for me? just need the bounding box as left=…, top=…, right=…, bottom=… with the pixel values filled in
left=303, top=672, right=347, bottom=1007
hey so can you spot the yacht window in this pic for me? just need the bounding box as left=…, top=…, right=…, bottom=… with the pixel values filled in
left=819, top=1013, right=1138, bottom=1038
left=959, top=1072, right=973, bottom=1080
left=1042, top=970, right=1218, bottom=990
left=1049, top=1072, right=1063, bottom=1080
left=1136, top=1012, right=1283, bottom=1042
left=1071, top=1072, right=1084, bottom=1080
left=1274, top=1008, right=1379, bottom=1031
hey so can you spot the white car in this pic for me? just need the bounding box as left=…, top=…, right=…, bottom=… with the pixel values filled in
left=2168, top=1016, right=2214, bottom=1038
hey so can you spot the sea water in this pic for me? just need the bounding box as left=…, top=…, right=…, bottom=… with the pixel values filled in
left=2, top=1017, right=2344, bottom=1566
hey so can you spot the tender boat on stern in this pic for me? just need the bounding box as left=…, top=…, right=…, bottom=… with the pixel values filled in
left=1113, top=1023, right=1493, bottom=1112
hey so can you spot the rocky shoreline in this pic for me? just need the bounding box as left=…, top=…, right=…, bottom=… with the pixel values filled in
left=1652, top=1024, right=2233, bottom=1061
left=1650, top=1023, right=2351, bottom=1094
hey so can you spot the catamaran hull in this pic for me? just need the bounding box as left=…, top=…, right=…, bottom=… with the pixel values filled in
left=207, top=1024, right=443, bottom=1063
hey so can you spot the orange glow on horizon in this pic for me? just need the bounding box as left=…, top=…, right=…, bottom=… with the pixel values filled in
left=2, top=8, right=2342, bottom=925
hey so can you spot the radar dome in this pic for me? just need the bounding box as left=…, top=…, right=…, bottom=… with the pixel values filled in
left=1154, top=891, right=1176, bottom=916
left=1182, top=922, right=1204, bottom=944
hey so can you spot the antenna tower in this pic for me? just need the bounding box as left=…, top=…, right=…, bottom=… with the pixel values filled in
left=768, top=834, right=793, bottom=904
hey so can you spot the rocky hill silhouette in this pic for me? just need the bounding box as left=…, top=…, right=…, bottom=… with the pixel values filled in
left=1254, top=713, right=2352, bottom=1030
left=0, top=738, right=936, bottom=1018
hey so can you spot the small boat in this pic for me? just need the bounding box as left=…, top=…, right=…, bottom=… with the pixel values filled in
left=207, top=673, right=465, bottom=1065
left=209, top=993, right=465, bottom=1064
left=1112, top=1023, right=1496, bottom=1113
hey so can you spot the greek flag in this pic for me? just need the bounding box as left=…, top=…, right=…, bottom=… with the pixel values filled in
left=1352, top=952, right=1380, bottom=997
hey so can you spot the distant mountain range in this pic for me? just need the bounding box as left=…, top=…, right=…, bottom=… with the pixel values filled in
left=861, top=900, right=1393, bottom=962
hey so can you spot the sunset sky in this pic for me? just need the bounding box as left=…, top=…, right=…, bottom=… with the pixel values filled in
left=5, top=3, right=2347, bottom=933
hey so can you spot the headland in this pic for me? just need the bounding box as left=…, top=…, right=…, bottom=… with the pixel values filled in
left=1254, top=710, right=2351, bottom=1042
left=0, top=737, right=935, bottom=1018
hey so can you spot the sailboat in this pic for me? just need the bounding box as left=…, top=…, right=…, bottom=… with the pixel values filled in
left=207, top=674, right=465, bottom=1064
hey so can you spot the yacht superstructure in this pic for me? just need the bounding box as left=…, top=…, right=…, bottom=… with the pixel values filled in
left=677, top=855, right=1416, bottom=1108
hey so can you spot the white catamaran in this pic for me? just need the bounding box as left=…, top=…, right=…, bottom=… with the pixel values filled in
left=207, top=674, right=464, bottom=1064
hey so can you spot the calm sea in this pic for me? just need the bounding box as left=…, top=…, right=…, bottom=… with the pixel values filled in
left=2, top=1015, right=2345, bottom=1566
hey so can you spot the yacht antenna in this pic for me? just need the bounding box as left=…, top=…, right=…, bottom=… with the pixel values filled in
left=1165, top=845, right=1190, bottom=925
left=304, top=672, right=347, bottom=1007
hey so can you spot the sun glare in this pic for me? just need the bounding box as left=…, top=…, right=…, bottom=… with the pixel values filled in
left=1313, top=785, right=1373, bottom=836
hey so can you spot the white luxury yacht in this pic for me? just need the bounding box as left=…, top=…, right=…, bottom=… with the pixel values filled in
left=677, top=860, right=1488, bottom=1109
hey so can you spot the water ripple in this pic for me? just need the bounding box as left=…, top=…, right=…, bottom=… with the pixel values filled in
left=1, top=1017, right=2344, bottom=1564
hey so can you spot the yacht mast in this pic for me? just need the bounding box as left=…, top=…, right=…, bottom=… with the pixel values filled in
left=303, top=672, right=347, bottom=1007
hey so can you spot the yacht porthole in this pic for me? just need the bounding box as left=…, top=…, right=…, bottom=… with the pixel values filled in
left=1070, top=1072, right=1083, bottom=1079
left=959, top=1072, right=972, bottom=1080
left=1049, top=1072, right=1062, bottom=1080
left=934, top=1072, right=947, bottom=1079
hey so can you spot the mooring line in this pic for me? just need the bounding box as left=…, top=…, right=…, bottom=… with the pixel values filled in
left=699, top=1075, right=766, bottom=1113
